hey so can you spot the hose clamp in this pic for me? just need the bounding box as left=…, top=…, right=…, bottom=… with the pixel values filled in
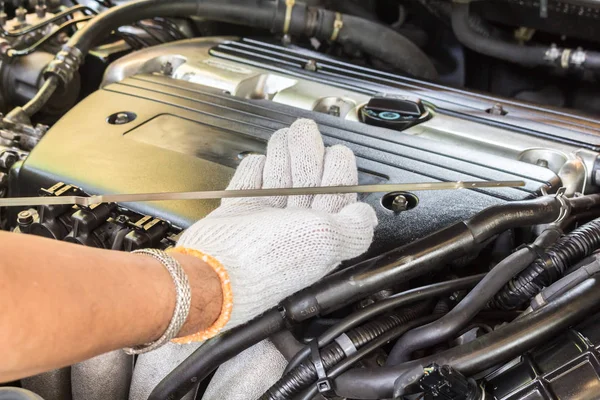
left=283, top=0, right=295, bottom=34
left=43, top=45, right=84, bottom=86
left=561, top=48, right=572, bottom=69
left=553, top=187, right=571, bottom=224
left=330, top=12, right=343, bottom=41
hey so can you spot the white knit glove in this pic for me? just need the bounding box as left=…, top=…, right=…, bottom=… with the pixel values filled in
left=177, top=118, right=377, bottom=338
left=129, top=119, right=377, bottom=400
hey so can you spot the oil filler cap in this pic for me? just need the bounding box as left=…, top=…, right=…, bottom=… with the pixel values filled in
left=360, top=96, right=430, bottom=131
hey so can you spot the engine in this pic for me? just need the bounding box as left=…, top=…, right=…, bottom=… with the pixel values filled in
left=3, top=1, right=600, bottom=400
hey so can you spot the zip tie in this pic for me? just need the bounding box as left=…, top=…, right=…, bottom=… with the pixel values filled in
left=310, top=340, right=335, bottom=398
left=283, top=0, right=295, bottom=34
left=334, top=333, right=357, bottom=357
left=330, top=12, right=343, bottom=41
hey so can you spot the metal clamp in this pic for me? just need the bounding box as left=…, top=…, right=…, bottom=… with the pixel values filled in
left=330, top=12, right=343, bottom=41
left=310, top=341, right=335, bottom=398
left=553, top=187, right=571, bottom=225
left=283, top=0, right=295, bottom=34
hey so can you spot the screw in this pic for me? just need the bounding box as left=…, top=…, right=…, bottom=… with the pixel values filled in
left=17, top=210, right=34, bottom=226
left=160, top=61, right=173, bottom=76
left=115, top=215, right=130, bottom=224
left=15, top=6, right=27, bottom=22
left=328, top=105, right=341, bottom=117
left=35, top=0, right=46, bottom=17
left=536, top=159, right=549, bottom=168
left=488, top=103, right=506, bottom=116
left=304, top=59, right=317, bottom=72
left=0, top=151, right=17, bottom=169
left=391, top=195, right=408, bottom=212
left=114, top=113, right=130, bottom=125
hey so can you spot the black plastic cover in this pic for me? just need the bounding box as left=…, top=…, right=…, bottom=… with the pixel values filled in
left=360, top=96, right=429, bottom=131
left=485, top=312, right=600, bottom=400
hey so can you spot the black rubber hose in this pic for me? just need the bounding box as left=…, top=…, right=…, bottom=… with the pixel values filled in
left=260, top=303, right=431, bottom=400
left=326, top=14, right=437, bottom=79
left=154, top=195, right=575, bottom=400
left=64, top=0, right=435, bottom=78
left=452, top=2, right=600, bottom=70
left=22, top=76, right=60, bottom=116
left=297, top=314, right=441, bottom=400
left=66, top=0, right=274, bottom=55
left=493, top=217, right=600, bottom=310
left=282, top=196, right=563, bottom=324
left=283, top=274, right=484, bottom=374
left=19, top=0, right=433, bottom=118
left=333, top=276, right=600, bottom=399
left=451, top=2, right=546, bottom=67
left=147, top=309, right=285, bottom=400
left=386, top=225, right=562, bottom=365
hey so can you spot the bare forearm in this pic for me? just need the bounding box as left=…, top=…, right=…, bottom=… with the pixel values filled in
left=0, top=232, right=222, bottom=382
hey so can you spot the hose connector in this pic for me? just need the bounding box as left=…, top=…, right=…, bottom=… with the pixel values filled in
left=544, top=44, right=588, bottom=69
left=43, top=45, right=84, bottom=87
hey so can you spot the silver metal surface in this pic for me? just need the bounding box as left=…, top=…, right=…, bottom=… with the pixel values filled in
left=0, top=181, right=525, bottom=207
left=101, top=38, right=599, bottom=193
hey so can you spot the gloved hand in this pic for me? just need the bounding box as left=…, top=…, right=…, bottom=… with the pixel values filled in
left=129, top=119, right=377, bottom=399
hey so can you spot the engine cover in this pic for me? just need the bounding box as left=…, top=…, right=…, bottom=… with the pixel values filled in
left=12, top=38, right=599, bottom=254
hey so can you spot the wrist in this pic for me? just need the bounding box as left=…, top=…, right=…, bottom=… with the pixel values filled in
left=170, top=252, right=223, bottom=337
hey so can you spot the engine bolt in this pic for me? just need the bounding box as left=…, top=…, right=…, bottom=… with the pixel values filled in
left=391, top=194, right=408, bottom=212
left=0, top=151, right=17, bottom=169
left=304, top=59, right=318, bottom=72
left=114, top=113, right=130, bottom=125
left=15, top=6, right=27, bottom=23
left=17, top=210, right=34, bottom=226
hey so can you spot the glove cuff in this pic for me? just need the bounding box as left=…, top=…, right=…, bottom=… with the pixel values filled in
left=168, top=247, right=233, bottom=344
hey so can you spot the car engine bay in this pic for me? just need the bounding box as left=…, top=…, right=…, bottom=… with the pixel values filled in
left=3, top=0, right=600, bottom=399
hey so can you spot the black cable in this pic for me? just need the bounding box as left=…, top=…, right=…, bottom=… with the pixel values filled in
left=283, top=274, right=484, bottom=375
left=153, top=17, right=186, bottom=40
left=493, top=217, right=600, bottom=310
left=21, top=76, right=59, bottom=116
left=386, top=225, right=562, bottom=365
left=282, top=196, right=564, bottom=325
left=333, top=276, right=600, bottom=399
left=8, top=16, right=93, bottom=57
left=132, top=21, right=166, bottom=45
left=297, top=314, right=442, bottom=400
left=260, top=303, right=431, bottom=400
left=144, top=195, right=595, bottom=400
left=0, top=5, right=96, bottom=37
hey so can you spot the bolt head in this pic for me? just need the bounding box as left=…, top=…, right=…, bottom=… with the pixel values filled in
left=17, top=210, right=34, bottom=225
left=391, top=195, right=408, bottom=212
left=114, top=113, right=130, bottom=124
left=0, top=151, right=17, bottom=169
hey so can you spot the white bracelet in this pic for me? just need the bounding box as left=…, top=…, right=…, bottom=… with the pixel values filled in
left=124, top=249, right=192, bottom=355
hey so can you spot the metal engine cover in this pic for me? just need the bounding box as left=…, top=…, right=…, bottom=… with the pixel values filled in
left=14, top=38, right=599, bottom=255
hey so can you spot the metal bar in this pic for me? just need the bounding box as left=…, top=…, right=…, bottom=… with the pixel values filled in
left=0, top=180, right=525, bottom=208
